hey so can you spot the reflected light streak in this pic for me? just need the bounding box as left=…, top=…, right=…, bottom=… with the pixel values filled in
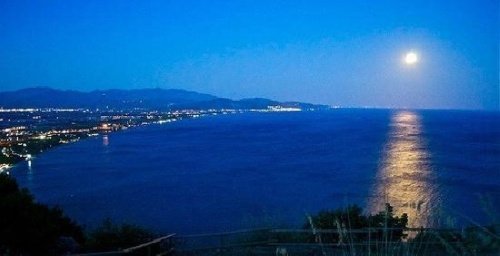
left=369, top=111, right=439, bottom=228
left=27, top=160, right=34, bottom=185
left=103, top=135, right=109, bottom=146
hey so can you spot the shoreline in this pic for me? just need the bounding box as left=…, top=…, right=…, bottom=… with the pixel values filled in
left=1, top=108, right=312, bottom=174
left=0, top=110, right=218, bottom=173
left=6, top=109, right=499, bottom=235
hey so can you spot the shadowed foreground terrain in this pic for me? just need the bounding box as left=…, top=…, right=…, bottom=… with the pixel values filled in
left=1, top=172, right=498, bottom=255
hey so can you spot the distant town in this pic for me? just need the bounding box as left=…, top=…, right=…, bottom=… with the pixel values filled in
left=0, top=106, right=303, bottom=172
left=0, top=87, right=330, bottom=172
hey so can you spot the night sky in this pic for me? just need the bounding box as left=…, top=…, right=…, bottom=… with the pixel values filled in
left=0, top=0, right=498, bottom=109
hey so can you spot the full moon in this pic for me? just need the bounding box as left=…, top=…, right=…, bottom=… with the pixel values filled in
left=404, top=52, right=418, bottom=65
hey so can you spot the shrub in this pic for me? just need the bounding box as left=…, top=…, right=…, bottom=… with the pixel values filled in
left=0, top=173, right=84, bottom=255
left=84, top=218, right=156, bottom=252
left=305, top=203, right=408, bottom=244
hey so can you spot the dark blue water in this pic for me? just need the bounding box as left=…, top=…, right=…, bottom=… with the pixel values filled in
left=11, top=109, right=500, bottom=234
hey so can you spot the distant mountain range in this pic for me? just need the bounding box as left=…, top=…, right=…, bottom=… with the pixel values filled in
left=0, top=87, right=329, bottom=110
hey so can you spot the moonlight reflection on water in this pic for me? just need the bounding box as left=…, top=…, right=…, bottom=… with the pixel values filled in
left=369, top=111, right=440, bottom=228
left=11, top=111, right=498, bottom=233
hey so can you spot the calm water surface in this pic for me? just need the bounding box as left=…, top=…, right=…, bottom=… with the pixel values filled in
left=11, top=109, right=500, bottom=234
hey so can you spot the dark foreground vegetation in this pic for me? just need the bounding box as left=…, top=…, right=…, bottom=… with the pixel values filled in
left=0, top=173, right=157, bottom=255
left=0, top=173, right=84, bottom=255
left=305, top=204, right=408, bottom=242
left=300, top=204, right=499, bottom=255
left=1, top=172, right=498, bottom=255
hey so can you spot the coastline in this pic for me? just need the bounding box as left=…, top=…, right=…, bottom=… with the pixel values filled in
left=10, top=109, right=499, bottom=234
left=1, top=107, right=310, bottom=174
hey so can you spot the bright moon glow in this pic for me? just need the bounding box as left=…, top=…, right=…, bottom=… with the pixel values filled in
left=404, top=52, right=418, bottom=65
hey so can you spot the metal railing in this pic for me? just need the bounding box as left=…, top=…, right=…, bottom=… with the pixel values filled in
left=76, top=225, right=499, bottom=255
left=76, top=234, right=176, bottom=256
left=173, top=225, right=499, bottom=255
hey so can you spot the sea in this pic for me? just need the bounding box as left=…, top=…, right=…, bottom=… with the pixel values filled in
left=10, top=109, right=500, bottom=234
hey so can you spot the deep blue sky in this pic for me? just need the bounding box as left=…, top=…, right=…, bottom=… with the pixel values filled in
left=0, top=0, right=498, bottom=109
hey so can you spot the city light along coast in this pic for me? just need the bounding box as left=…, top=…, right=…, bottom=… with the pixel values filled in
left=0, top=106, right=304, bottom=173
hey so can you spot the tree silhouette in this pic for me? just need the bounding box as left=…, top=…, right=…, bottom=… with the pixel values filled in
left=0, top=173, right=84, bottom=255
